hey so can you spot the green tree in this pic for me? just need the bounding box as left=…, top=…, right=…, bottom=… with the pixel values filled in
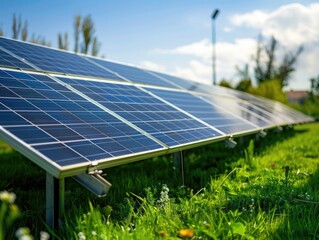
left=253, top=36, right=303, bottom=88
left=12, top=14, right=22, bottom=39
left=91, top=36, right=100, bottom=56
left=29, top=34, right=51, bottom=46
left=74, top=15, right=81, bottom=53
left=58, top=32, right=68, bottom=50
left=21, top=20, right=28, bottom=41
left=81, top=15, right=95, bottom=54
left=236, top=79, right=252, bottom=92
left=310, top=75, right=319, bottom=97
left=219, top=79, right=233, bottom=88
left=236, top=64, right=252, bottom=92
left=249, top=78, right=288, bottom=103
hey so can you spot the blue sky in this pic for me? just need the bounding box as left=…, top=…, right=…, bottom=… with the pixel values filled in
left=1, top=0, right=318, bottom=90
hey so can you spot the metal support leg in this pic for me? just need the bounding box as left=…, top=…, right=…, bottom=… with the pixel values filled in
left=46, top=173, right=65, bottom=229
left=174, top=151, right=185, bottom=186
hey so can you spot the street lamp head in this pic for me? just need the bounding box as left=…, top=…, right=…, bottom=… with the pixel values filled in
left=211, top=9, right=220, bottom=20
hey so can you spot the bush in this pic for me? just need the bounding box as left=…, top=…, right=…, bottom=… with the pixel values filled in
left=248, top=78, right=288, bottom=104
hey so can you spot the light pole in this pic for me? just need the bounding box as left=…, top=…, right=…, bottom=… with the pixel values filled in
left=211, top=9, right=219, bottom=85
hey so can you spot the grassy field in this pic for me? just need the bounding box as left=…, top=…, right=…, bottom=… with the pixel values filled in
left=1, top=123, right=319, bottom=239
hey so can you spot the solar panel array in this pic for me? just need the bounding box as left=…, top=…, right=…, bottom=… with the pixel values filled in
left=0, top=37, right=313, bottom=178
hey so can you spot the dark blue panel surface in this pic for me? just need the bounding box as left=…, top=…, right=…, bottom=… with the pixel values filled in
left=59, top=77, right=222, bottom=146
left=0, top=48, right=33, bottom=69
left=0, top=37, right=124, bottom=80
left=0, top=69, right=164, bottom=167
left=146, top=88, right=259, bottom=134
left=5, top=126, right=56, bottom=144
left=87, top=58, right=177, bottom=88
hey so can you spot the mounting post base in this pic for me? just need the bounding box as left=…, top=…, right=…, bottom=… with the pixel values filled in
left=174, top=151, right=185, bottom=186
left=46, top=173, right=65, bottom=230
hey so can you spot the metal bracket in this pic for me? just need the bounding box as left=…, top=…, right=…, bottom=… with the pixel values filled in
left=225, top=138, right=237, bottom=149
left=257, top=130, right=267, bottom=138
left=275, top=126, right=283, bottom=132
left=87, top=161, right=103, bottom=175
left=173, top=151, right=185, bottom=186
left=72, top=161, right=112, bottom=197
left=73, top=173, right=112, bottom=197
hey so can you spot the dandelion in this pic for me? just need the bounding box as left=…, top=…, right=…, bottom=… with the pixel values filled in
left=78, top=232, right=86, bottom=240
left=18, top=235, right=33, bottom=240
left=178, top=229, right=195, bottom=238
left=15, top=227, right=31, bottom=238
left=40, top=231, right=50, bottom=240
left=0, top=190, right=16, bottom=204
left=91, top=231, right=97, bottom=236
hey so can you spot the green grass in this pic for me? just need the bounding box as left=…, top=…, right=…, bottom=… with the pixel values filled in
left=1, top=123, right=319, bottom=239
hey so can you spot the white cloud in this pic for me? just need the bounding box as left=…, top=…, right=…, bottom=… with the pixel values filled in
left=148, top=38, right=256, bottom=85
left=231, top=3, right=319, bottom=47
left=152, top=39, right=212, bottom=62
left=223, top=27, right=233, bottom=33
left=147, top=3, right=319, bottom=89
left=231, top=10, right=268, bottom=28
left=140, top=60, right=166, bottom=72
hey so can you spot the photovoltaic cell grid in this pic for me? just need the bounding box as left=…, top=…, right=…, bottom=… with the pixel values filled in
left=59, top=76, right=222, bottom=146
left=232, top=93, right=296, bottom=124
left=0, top=69, right=163, bottom=167
left=0, top=37, right=124, bottom=81
left=145, top=88, right=260, bottom=134
left=0, top=48, right=33, bottom=69
left=199, top=94, right=281, bottom=127
left=175, top=81, right=311, bottom=125
left=207, top=86, right=310, bottom=124
left=87, top=57, right=178, bottom=88
left=149, top=70, right=201, bottom=91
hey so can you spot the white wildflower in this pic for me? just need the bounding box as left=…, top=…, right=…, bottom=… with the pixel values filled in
left=78, top=232, right=86, bottom=240
left=15, top=227, right=30, bottom=238
left=19, top=236, right=33, bottom=240
left=157, top=184, right=170, bottom=208
left=0, top=190, right=16, bottom=204
left=40, top=231, right=50, bottom=240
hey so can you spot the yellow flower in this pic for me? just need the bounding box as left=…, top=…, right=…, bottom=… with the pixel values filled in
left=178, top=228, right=195, bottom=238
left=158, top=230, right=168, bottom=237
left=10, top=204, right=19, bottom=212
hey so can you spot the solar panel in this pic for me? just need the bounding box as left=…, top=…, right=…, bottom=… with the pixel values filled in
left=0, top=37, right=124, bottom=81
left=173, top=81, right=306, bottom=125
left=199, top=94, right=281, bottom=127
left=58, top=76, right=223, bottom=147
left=0, top=69, right=164, bottom=172
left=148, top=70, right=201, bottom=90
left=0, top=48, right=34, bottom=69
left=87, top=57, right=178, bottom=88
left=143, top=87, right=261, bottom=135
